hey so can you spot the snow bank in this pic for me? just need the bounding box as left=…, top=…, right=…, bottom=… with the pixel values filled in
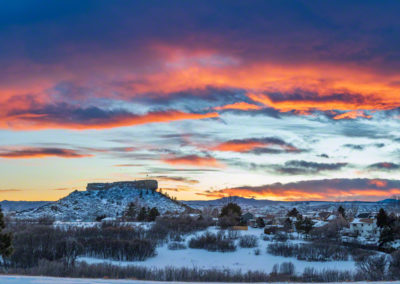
left=0, top=275, right=399, bottom=284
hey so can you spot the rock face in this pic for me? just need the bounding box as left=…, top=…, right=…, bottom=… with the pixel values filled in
left=15, top=180, right=186, bottom=221
left=87, top=180, right=158, bottom=191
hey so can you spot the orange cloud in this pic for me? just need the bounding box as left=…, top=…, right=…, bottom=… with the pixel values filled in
left=212, top=141, right=266, bottom=152
left=3, top=49, right=400, bottom=132
left=0, top=147, right=93, bottom=159
left=210, top=137, right=300, bottom=153
left=198, top=179, right=400, bottom=201
left=369, top=179, right=388, bottom=187
left=214, top=102, right=262, bottom=111
left=2, top=110, right=219, bottom=130
left=162, top=155, right=224, bottom=168
left=121, top=55, right=400, bottom=112
left=333, top=110, right=372, bottom=120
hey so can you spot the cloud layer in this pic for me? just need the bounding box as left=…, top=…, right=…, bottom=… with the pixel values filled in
left=2, top=2, right=400, bottom=201
left=199, top=179, right=400, bottom=201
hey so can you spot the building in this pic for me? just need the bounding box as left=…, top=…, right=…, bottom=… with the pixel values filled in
left=350, top=218, right=378, bottom=237
left=241, top=212, right=254, bottom=224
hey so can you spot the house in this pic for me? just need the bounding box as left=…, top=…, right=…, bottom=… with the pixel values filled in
left=241, top=212, right=254, bottom=224
left=248, top=219, right=257, bottom=228
left=232, top=225, right=248, bottom=230
left=264, top=214, right=277, bottom=225
left=318, top=211, right=331, bottom=221
left=350, top=218, right=378, bottom=237
left=326, top=214, right=337, bottom=221
left=264, top=225, right=283, bottom=234
left=356, top=213, right=374, bottom=219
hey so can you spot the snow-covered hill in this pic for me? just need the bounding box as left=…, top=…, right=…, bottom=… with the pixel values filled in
left=0, top=200, right=51, bottom=212
left=16, top=181, right=188, bottom=221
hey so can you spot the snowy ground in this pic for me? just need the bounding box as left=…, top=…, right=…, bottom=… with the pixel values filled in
left=1, top=275, right=400, bottom=284
left=78, top=227, right=356, bottom=274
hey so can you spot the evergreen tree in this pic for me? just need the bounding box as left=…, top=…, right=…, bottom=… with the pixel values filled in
left=256, top=217, right=265, bottom=228
left=218, top=203, right=242, bottom=228
left=148, top=207, right=160, bottom=222
left=220, top=203, right=242, bottom=218
left=338, top=206, right=346, bottom=219
left=295, top=217, right=314, bottom=235
left=0, top=206, right=13, bottom=259
left=139, top=190, right=143, bottom=198
left=287, top=208, right=299, bottom=218
left=377, top=208, right=389, bottom=228
left=379, top=226, right=394, bottom=247
left=124, top=202, right=137, bottom=221
left=302, top=217, right=314, bottom=235
left=137, top=207, right=148, bottom=221
left=283, top=217, right=293, bottom=232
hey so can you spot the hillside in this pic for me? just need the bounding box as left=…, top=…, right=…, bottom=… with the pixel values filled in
left=0, top=201, right=51, bottom=212
left=15, top=181, right=187, bottom=221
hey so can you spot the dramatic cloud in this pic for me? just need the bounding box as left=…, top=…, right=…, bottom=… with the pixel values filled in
left=367, top=162, right=400, bottom=171
left=199, top=179, right=400, bottom=201
left=2, top=1, right=400, bottom=132
left=210, top=137, right=301, bottom=154
left=151, top=176, right=199, bottom=184
left=162, top=155, right=224, bottom=168
left=214, top=102, right=262, bottom=111
left=3, top=2, right=400, bottom=201
left=2, top=105, right=219, bottom=130
left=332, top=110, right=372, bottom=120
left=343, top=143, right=385, bottom=151
left=0, top=147, right=92, bottom=159
left=275, top=160, right=347, bottom=175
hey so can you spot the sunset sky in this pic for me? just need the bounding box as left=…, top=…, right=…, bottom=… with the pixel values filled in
left=2, top=1, right=400, bottom=201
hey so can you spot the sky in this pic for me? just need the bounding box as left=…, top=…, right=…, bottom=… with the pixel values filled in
left=2, top=1, right=400, bottom=201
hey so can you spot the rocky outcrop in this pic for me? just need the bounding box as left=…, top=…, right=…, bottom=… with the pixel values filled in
left=15, top=179, right=187, bottom=221
left=86, top=180, right=158, bottom=191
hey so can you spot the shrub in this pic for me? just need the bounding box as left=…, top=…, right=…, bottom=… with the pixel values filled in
left=95, top=215, right=106, bottom=222
left=272, top=232, right=288, bottom=242
left=267, top=242, right=349, bottom=261
left=188, top=231, right=236, bottom=252
left=6, top=223, right=156, bottom=267
left=148, top=215, right=213, bottom=243
left=270, top=262, right=296, bottom=281
left=389, top=250, right=400, bottom=280
left=279, top=262, right=295, bottom=275
left=239, top=235, right=258, bottom=248
left=37, top=215, right=55, bottom=225
left=168, top=242, right=187, bottom=250
left=349, top=248, right=376, bottom=263
left=356, top=255, right=388, bottom=281
left=226, top=229, right=241, bottom=240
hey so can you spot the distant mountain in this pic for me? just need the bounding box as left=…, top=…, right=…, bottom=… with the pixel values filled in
left=378, top=198, right=400, bottom=204
left=183, top=196, right=396, bottom=213
left=0, top=201, right=52, bottom=212
left=15, top=181, right=188, bottom=221
left=184, top=196, right=278, bottom=208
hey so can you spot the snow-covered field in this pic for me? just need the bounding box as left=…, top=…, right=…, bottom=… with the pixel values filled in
left=1, top=275, right=399, bottom=284
left=78, top=227, right=356, bottom=274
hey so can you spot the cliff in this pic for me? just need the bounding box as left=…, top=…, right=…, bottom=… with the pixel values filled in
left=86, top=180, right=158, bottom=191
